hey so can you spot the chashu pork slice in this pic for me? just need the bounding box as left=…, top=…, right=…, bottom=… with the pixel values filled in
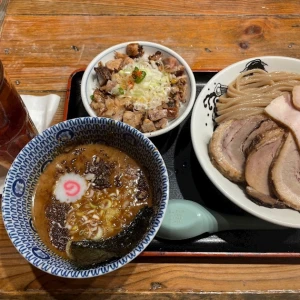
left=271, top=133, right=300, bottom=211
left=209, top=114, right=277, bottom=182
left=242, top=118, right=278, bottom=156
left=292, top=85, right=300, bottom=110
left=245, top=128, right=287, bottom=208
left=265, top=92, right=300, bottom=150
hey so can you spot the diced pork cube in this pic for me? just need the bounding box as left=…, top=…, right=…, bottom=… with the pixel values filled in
left=100, top=80, right=117, bottom=93
left=167, top=107, right=179, bottom=119
left=154, top=118, right=168, bottom=129
left=148, top=51, right=162, bottom=61
left=141, top=119, right=156, bottom=133
left=94, top=62, right=111, bottom=86
left=126, top=43, right=144, bottom=58
left=93, top=89, right=106, bottom=103
left=106, top=58, right=123, bottom=72
left=123, top=111, right=144, bottom=128
left=91, top=101, right=106, bottom=116
left=114, top=51, right=128, bottom=59
left=113, top=103, right=126, bottom=121
left=121, top=56, right=134, bottom=68
left=102, top=98, right=115, bottom=118
left=115, top=97, right=133, bottom=111
left=162, top=57, right=179, bottom=70
left=148, top=108, right=168, bottom=121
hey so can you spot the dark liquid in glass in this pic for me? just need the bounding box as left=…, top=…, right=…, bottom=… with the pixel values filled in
left=0, top=62, right=37, bottom=169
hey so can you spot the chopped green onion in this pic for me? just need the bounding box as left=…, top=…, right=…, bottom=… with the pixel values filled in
left=89, top=202, right=98, bottom=209
left=132, top=67, right=146, bottom=83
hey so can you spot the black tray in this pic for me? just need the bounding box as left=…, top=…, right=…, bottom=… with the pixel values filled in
left=64, top=69, right=300, bottom=257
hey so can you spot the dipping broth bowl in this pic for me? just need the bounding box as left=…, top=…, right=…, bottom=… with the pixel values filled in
left=2, top=117, right=169, bottom=278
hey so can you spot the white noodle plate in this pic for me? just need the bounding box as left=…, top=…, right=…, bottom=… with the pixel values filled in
left=191, top=56, right=300, bottom=228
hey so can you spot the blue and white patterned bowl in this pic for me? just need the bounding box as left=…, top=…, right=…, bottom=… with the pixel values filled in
left=2, top=117, right=169, bottom=278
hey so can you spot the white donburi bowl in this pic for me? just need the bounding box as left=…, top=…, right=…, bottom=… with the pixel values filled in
left=191, top=56, right=300, bottom=228
left=81, top=41, right=196, bottom=138
left=2, top=117, right=169, bottom=278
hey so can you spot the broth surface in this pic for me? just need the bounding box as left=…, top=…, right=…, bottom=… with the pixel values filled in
left=33, top=143, right=152, bottom=258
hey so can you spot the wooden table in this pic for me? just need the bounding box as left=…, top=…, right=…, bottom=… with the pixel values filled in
left=2, top=0, right=300, bottom=299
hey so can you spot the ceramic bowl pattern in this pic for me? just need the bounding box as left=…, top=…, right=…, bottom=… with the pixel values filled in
left=81, top=41, right=196, bottom=138
left=191, top=56, right=300, bottom=228
left=2, top=117, right=169, bottom=278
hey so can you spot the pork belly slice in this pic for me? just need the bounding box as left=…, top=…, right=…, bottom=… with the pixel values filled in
left=209, top=114, right=272, bottom=182
left=245, top=128, right=287, bottom=208
left=242, top=118, right=278, bottom=156
left=271, top=133, right=300, bottom=211
left=246, top=186, right=286, bottom=208
left=292, top=85, right=300, bottom=110
left=265, top=92, right=300, bottom=149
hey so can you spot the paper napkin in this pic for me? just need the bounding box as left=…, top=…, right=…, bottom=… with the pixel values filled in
left=0, top=94, right=60, bottom=194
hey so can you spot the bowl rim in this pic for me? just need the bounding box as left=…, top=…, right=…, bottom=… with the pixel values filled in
left=191, top=55, right=300, bottom=228
left=2, top=116, right=169, bottom=278
left=80, top=41, right=197, bottom=138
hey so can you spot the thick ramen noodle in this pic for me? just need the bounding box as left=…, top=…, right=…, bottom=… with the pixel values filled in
left=32, top=143, right=152, bottom=259
left=216, top=69, right=300, bottom=124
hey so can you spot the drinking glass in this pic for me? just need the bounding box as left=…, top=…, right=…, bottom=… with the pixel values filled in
left=0, top=61, right=38, bottom=169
